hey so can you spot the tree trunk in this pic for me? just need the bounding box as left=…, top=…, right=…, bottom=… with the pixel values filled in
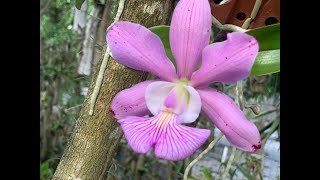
left=92, top=0, right=113, bottom=70
left=78, top=3, right=104, bottom=76
left=52, top=0, right=174, bottom=179
left=72, top=0, right=88, bottom=34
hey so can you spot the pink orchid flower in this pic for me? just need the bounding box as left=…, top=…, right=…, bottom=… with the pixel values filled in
left=106, top=0, right=261, bottom=161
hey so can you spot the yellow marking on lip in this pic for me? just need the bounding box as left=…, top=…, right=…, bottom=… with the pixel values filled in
left=155, top=112, right=172, bottom=131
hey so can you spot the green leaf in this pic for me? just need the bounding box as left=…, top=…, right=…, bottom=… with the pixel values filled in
left=251, top=49, right=280, bottom=76
left=40, top=161, right=53, bottom=180
left=236, top=164, right=255, bottom=180
left=75, top=0, right=85, bottom=10
left=149, top=25, right=170, bottom=49
left=246, top=23, right=280, bottom=51
left=202, top=166, right=213, bottom=180
left=149, top=25, right=176, bottom=67
left=174, top=161, right=183, bottom=174
left=165, top=48, right=176, bottom=67
left=229, top=168, right=237, bottom=179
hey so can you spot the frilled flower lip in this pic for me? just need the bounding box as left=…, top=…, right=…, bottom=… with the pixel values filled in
left=107, top=0, right=261, bottom=160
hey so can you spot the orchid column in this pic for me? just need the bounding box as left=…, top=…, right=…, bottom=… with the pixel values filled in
left=108, top=0, right=261, bottom=161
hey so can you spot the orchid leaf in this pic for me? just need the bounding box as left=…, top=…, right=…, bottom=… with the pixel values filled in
left=246, top=23, right=280, bottom=51
left=149, top=25, right=176, bottom=66
left=251, top=49, right=280, bottom=76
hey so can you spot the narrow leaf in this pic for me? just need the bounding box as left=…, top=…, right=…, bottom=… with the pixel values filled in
left=202, top=166, right=213, bottom=180
left=236, top=164, right=255, bottom=180
left=246, top=23, right=280, bottom=51
left=251, top=49, right=280, bottom=76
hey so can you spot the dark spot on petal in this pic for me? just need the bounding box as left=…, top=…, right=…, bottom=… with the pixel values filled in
left=252, top=144, right=262, bottom=152
left=115, top=42, right=117, bottom=44
left=110, top=109, right=115, bottom=116
left=207, top=29, right=210, bottom=32
left=225, top=57, right=228, bottom=59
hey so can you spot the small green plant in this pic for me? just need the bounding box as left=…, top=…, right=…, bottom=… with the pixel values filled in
left=40, top=161, right=53, bottom=180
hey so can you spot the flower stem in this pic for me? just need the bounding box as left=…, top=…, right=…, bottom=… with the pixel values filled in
left=183, top=133, right=224, bottom=180
left=221, top=147, right=237, bottom=180
left=236, top=80, right=244, bottom=110
left=253, top=108, right=279, bottom=119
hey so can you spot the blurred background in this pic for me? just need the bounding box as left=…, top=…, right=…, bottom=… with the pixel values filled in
left=40, top=0, right=280, bottom=179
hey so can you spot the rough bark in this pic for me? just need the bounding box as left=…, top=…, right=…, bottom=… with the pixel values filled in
left=92, top=0, right=113, bottom=70
left=52, top=0, right=174, bottom=179
left=78, top=3, right=104, bottom=75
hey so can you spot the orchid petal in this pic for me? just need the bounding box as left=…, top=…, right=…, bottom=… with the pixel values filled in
left=191, top=32, right=259, bottom=87
left=118, top=116, right=155, bottom=154
left=145, top=81, right=176, bottom=115
left=155, top=115, right=210, bottom=161
left=111, top=80, right=155, bottom=119
left=179, top=86, right=202, bottom=123
left=118, top=112, right=210, bottom=161
left=197, top=88, right=261, bottom=152
left=107, top=21, right=177, bottom=81
left=170, top=0, right=211, bottom=78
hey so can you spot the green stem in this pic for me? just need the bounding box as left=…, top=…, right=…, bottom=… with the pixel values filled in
left=221, top=147, right=237, bottom=180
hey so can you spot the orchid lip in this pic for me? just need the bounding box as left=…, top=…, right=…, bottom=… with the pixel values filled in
left=118, top=111, right=211, bottom=161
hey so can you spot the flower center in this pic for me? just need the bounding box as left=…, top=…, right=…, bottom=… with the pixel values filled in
left=175, top=78, right=191, bottom=87
left=162, top=82, right=190, bottom=115
left=145, top=80, right=201, bottom=124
